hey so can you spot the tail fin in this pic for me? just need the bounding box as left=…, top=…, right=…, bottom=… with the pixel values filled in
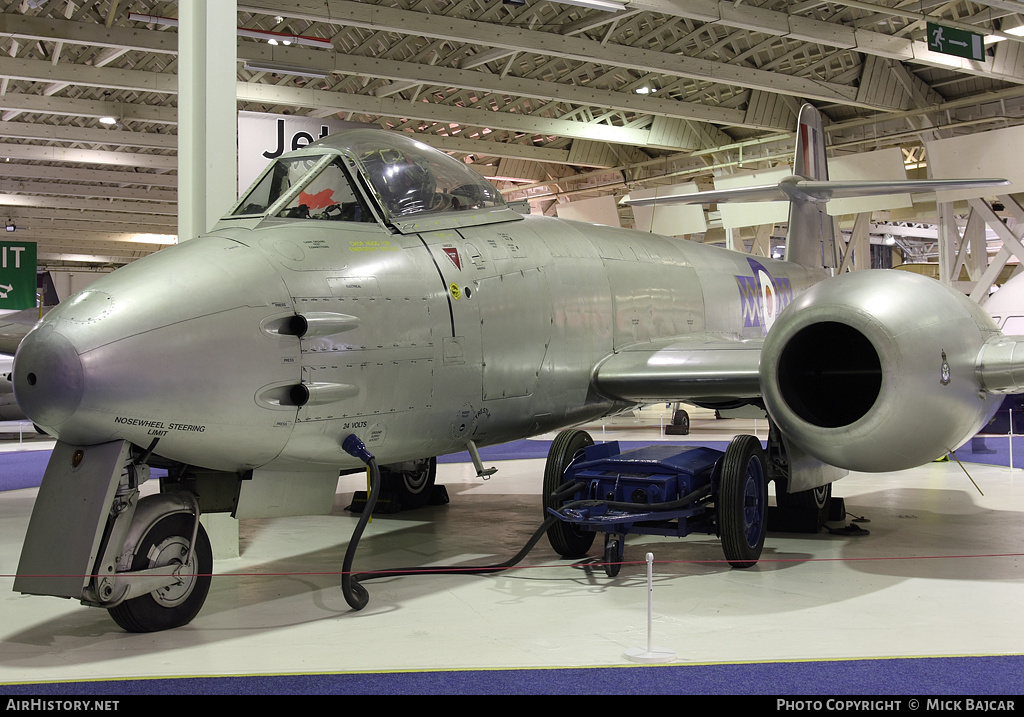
left=619, top=103, right=1008, bottom=268
left=786, top=104, right=835, bottom=269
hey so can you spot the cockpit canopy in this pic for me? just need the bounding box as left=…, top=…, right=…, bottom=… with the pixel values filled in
left=229, top=129, right=506, bottom=225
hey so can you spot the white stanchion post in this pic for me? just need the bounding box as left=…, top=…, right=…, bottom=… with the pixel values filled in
left=623, top=552, right=676, bottom=663
left=1010, top=409, right=1014, bottom=471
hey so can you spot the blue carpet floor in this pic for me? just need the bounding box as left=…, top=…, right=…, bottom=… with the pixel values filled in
left=0, top=449, right=53, bottom=491
left=2, top=655, right=1022, bottom=695
left=0, top=449, right=166, bottom=492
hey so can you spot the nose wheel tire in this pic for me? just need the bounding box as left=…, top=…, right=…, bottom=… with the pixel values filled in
left=107, top=514, right=212, bottom=633
left=543, top=429, right=596, bottom=559
left=718, top=434, right=768, bottom=569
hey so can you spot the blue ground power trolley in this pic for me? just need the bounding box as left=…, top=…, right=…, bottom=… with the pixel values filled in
left=542, top=430, right=768, bottom=576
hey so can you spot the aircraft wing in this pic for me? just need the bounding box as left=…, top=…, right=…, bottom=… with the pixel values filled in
left=593, top=334, right=762, bottom=404
left=620, top=177, right=1010, bottom=207
left=0, top=307, right=49, bottom=355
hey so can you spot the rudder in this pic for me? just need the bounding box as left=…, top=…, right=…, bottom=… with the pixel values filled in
left=786, top=104, right=836, bottom=269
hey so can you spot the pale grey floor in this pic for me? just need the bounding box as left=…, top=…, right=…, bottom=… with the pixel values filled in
left=2, top=410, right=1024, bottom=685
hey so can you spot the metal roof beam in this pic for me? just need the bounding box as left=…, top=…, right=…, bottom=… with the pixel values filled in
left=0, top=119, right=177, bottom=150
left=0, top=142, right=176, bottom=170
left=0, top=163, right=177, bottom=188
left=0, top=93, right=176, bottom=125
left=242, top=0, right=868, bottom=107
left=0, top=179, right=176, bottom=203
left=0, top=13, right=177, bottom=54
left=238, top=80, right=708, bottom=152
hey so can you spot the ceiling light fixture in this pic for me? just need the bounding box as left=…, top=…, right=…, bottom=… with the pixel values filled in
left=5, top=220, right=15, bottom=233
left=99, top=116, right=117, bottom=125
left=236, top=29, right=332, bottom=49
left=553, top=0, right=626, bottom=12
left=243, top=61, right=331, bottom=80
left=128, top=13, right=334, bottom=49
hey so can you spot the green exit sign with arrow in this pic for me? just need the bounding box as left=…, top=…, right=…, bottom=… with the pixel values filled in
left=0, top=242, right=37, bottom=309
left=927, top=22, right=986, bottom=61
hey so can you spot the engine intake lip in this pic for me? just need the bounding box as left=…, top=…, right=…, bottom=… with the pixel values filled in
left=776, top=321, right=882, bottom=429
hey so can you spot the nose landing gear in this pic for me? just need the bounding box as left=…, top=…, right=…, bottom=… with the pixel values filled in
left=106, top=506, right=213, bottom=633
left=14, top=439, right=213, bottom=633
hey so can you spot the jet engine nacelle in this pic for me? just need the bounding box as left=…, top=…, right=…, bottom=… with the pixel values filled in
left=760, top=270, right=1002, bottom=473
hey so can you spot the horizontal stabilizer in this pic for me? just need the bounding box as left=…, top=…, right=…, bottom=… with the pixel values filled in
left=621, top=176, right=1010, bottom=208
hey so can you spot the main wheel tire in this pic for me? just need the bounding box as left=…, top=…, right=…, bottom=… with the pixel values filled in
left=380, top=457, right=437, bottom=510
left=776, top=481, right=832, bottom=532
left=719, top=434, right=768, bottom=569
left=107, top=513, right=212, bottom=633
left=543, top=429, right=596, bottom=558
left=673, top=409, right=690, bottom=435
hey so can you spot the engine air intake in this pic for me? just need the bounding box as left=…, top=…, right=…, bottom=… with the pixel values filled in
left=776, top=321, right=881, bottom=428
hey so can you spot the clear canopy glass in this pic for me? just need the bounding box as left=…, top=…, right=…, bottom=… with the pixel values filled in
left=231, top=129, right=505, bottom=223
left=343, top=131, right=505, bottom=219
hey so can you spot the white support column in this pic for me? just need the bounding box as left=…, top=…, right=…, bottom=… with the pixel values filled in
left=837, top=213, right=870, bottom=273
left=178, top=0, right=237, bottom=241
left=937, top=203, right=957, bottom=286
left=750, top=223, right=773, bottom=257
left=854, top=215, right=871, bottom=271
left=968, top=195, right=1024, bottom=303
left=950, top=208, right=986, bottom=290
left=828, top=216, right=842, bottom=269
left=967, top=210, right=987, bottom=280
left=178, top=2, right=239, bottom=559
left=970, top=246, right=1011, bottom=304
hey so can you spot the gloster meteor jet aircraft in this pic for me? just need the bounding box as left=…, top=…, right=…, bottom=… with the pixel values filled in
left=11, top=105, right=1023, bottom=632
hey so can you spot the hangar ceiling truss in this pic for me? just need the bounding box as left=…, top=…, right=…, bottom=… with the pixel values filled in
left=1, top=0, right=1023, bottom=269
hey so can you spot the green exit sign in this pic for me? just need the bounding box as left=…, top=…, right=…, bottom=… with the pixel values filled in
left=0, top=242, right=37, bottom=309
left=927, top=22, right=985, bottom=61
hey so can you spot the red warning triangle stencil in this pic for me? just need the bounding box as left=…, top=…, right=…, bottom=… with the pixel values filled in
left=443, top=246, right=462, bottom=270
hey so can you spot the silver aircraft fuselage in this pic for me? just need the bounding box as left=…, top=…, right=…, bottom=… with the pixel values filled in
left=13, top=209, right=822, bottom=475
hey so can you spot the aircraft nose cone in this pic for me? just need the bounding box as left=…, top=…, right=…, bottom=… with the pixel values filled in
left=13, top=324, right=85, bottom=428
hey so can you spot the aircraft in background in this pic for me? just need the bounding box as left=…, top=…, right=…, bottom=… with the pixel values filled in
left=979, top=272, right=1024, bottom=434
left=10, top=105, right=1024, bottom=632
left=0, top=307, right=52, bottom=422
left=0, top=354, right=23, bottom=421
left=983, top=270, right=1024, bottom=334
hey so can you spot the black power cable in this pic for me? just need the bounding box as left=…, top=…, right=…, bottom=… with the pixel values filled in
left=340, top=433, right=584, bottom=611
